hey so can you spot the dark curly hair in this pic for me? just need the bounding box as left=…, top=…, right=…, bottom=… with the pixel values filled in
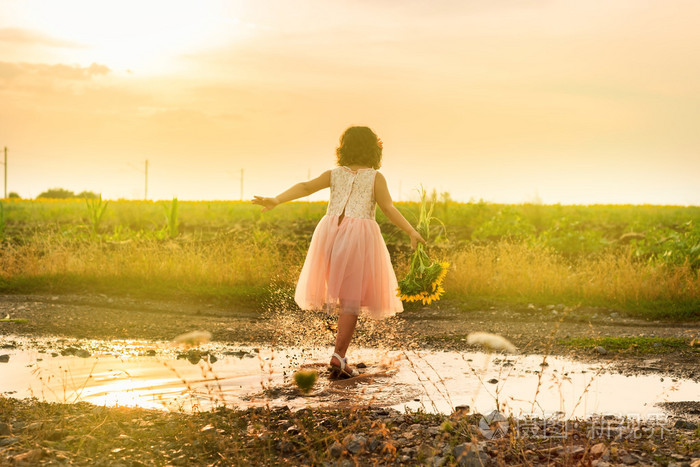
left=335, top=126, right=382, bottom=169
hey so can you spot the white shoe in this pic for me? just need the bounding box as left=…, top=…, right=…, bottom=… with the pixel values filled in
left=329, top=352, right=358, bottom=379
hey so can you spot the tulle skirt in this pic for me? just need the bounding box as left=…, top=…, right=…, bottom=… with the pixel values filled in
left=294, top=214, right=403, bottom=320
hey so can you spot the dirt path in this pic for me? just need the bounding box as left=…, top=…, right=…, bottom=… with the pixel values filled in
left=1, top=294, right=698, bottom=382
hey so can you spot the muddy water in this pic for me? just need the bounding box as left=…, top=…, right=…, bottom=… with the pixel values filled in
left=1, top=336, right=697, bottom=419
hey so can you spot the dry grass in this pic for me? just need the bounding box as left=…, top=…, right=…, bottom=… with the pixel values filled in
left=1, top=199, right=698, bottom=318
left=445, top=242, right=699, bottom=318
left=2, top=237, right=698, bottom=318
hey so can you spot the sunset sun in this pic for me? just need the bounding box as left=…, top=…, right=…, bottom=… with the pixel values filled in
left=27, top=0, right=231, bottom=72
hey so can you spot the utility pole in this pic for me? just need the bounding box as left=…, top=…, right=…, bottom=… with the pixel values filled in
left=307, top=168, right=311, bottom=201
left=2, top=147, right=6, bottom=199
left=144, top=159, right=149, bottom=200
left=240, top=168, right=244, bottom=201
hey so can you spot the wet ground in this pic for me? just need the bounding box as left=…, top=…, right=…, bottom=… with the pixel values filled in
left=1, top=335, right=699, bottom=421
left=1, top=293, right=698, bottom=382
left=1, top=294, right=699, bottom=466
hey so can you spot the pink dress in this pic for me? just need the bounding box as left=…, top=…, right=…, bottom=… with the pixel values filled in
left=294, top=166, right=403, bottom=319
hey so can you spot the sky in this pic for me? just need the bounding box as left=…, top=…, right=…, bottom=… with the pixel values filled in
left=0, top=0, right=698, bottom=205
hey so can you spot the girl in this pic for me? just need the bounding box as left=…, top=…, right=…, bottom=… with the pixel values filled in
left=252, top=126, right=425, bottom=378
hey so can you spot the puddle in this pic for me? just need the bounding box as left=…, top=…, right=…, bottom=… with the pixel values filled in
left=1, top=335, right=697, bottom=419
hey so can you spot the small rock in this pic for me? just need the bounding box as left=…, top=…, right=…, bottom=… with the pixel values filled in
left=61, top=347, right=91, bottom=358
left=452, top=405, right=470, bottom=418
left=400, top=446, right=416, bottom=456
left=590, top=442, right=607, bottom=458
left=0, top=354, right=9, bottom=363
left=674, top=420, right=698, bottom=430
left=558, top=446, right=584, bottom=457
left=595, top=346, right=608, bottom=355
left=418, top=444, right=437, bottom=459
left=527, top=303, right=536, bottom=310
left=0, top=437, right=20, bottom=447
left=367, top=436, right=382, bottom=452
left=25, top=421, right=43, bottom=431
left=0, top=422, right=11, bottom=435
left=453, top=443, right=491, bottom=466
left=329, top=441, right=344, bottom=458
left=610, top=312, right=620, bottom=319
left=277, top=440, right=294, bottom=453
left=356, top=362, right=367, bottom=369
left=12, top=449, right=43, bottom=464
left=487, top=378, right=498, bottom=384
left=176, top=349, right=202, bottom=364
left=621, top=454, right=638, bottom=465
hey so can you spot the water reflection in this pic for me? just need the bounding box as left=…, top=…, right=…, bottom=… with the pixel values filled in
left=0, top=336, right=697, bottom=419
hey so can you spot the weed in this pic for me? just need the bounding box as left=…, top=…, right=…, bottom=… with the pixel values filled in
left=162, top=197, right=179, bottom=239
left=85, top=195, right=108, bottom=236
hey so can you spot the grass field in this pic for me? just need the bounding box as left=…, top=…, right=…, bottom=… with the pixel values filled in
left=0, top=198, right=698, bottom=319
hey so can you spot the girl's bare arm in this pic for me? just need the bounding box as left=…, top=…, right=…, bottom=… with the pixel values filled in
left=252, top=170, right=331, bottom=212
left=374, top=172, right=426, bottom=249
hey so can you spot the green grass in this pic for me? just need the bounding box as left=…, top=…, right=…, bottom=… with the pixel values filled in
left=1, top=199, right=699, bottom=320
left=0, top=318, right=28, bottom=323
left=558, top=336, right=698, bottom=354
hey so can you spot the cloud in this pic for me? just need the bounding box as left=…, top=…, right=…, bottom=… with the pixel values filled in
left=0, top=27, right=85, bottom=48
left=0, top=61, right=110, bottom=82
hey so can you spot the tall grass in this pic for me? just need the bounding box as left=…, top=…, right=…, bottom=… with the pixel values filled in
left=85, top=195, right=108, bottom=236
left=445, top=242, right=699, bottom=318
left=0, top=199, right=698, bottom=318
left=163, top=197, right=179, bottom=239
left=1, top=233, right=697, bottom=318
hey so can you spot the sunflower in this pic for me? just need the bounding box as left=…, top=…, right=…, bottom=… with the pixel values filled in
left=397, top=188, right=449, bottom=305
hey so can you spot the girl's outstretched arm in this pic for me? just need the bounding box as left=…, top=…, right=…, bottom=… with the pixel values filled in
left=374, top=172, right=426, bottom=249
left=252, top=170, right=331, bottom=212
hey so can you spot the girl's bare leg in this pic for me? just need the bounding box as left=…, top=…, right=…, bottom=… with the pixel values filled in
left=330, top=312, right=358, bottom=367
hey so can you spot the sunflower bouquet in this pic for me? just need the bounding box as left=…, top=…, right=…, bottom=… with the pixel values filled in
left=397, top=188, right=449, bottom=305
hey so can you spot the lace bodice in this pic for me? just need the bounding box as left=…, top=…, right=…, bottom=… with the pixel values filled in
left=326, top=166, right=377, bottom=219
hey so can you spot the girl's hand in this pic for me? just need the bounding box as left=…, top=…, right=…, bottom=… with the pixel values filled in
left=252, top=196, right=279, bottom=212
left=410, top=230, right=427, bottom=249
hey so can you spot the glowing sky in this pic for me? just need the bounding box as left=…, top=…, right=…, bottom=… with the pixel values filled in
left=1, top=0, right=698, bottom=204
